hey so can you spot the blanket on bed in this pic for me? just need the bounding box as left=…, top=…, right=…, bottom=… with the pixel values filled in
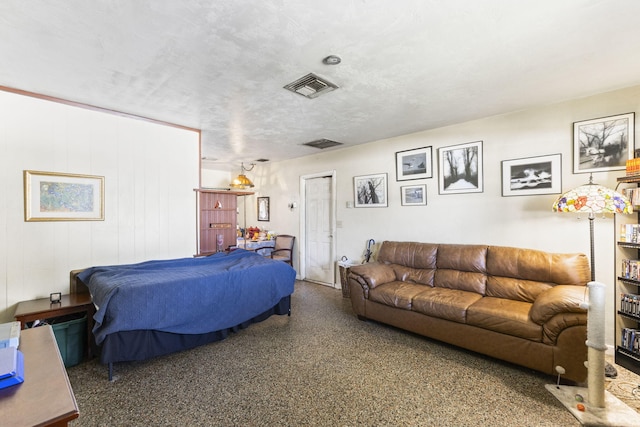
left=77, top=250, right=296, bottom=345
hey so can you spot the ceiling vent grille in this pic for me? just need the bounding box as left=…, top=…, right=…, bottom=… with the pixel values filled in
left=303, top=139, right=343, bottom=149
left=284, top=73, right=338, bottom=99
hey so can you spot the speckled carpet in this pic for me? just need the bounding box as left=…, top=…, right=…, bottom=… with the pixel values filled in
left=67, top=281, right=640, bottom=426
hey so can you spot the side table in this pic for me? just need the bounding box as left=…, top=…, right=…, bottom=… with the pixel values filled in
left=14, top=293, right=95, bottom=359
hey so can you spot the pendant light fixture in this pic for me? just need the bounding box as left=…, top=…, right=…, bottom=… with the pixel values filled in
left=230, top=162, right=255, bottom=189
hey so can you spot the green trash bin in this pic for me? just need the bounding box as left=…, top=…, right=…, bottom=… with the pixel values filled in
left=51, top=315, right=86, bottom=368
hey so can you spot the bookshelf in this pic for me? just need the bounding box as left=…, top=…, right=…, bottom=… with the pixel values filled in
left=195, top=189, right=253, bottom=256
left=615, top=176, right=640, bottom=375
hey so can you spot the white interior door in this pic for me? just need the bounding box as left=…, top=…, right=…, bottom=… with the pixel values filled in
left=304, top=176, right=333, bottom=285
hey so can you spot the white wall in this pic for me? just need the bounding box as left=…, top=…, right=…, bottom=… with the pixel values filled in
left=223, top=84, right=640, bottom=346
left=0, top=90, right=200, bottom=322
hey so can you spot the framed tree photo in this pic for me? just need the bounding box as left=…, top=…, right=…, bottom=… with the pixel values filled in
left=501, top=154, right=562, bottom=197
left=573, top=112, right=635, bottom=174
left=354, top=173, right=388, bottom=207
left=400, top=184, right=427, bottom=206
left=438, top=141, right=483, bottom=195
left=395, top=146, right=432, bottom=181
left=257, top=196, right=269, bottom=221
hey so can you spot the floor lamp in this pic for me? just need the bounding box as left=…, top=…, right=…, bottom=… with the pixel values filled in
left=549, top=174, right=640, bottom=425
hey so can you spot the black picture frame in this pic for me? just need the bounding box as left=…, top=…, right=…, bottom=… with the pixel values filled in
left=395, top=146, right=433, bottom=181
left=438, top=141, right=483, bottom=195
left=400, top=184, right=427, bottom=206
left=573, top=112, right=635, bottom=174
left=257, top=196, right=270, bottom=221
left=501, top=154, right=562, bottom=197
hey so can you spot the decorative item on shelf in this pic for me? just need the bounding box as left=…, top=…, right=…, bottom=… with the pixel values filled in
left=50, top=292, right=62, bottom=304
left=214, top=200, right=223, bottom=209
left=230, top=163, right=255, bottom=189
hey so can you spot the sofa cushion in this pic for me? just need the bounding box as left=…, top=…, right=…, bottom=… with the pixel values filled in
left=435, top=270, right=486, bottom=294
left=529, top=285, right=587, bottom=325
left=391, top=264, right=435, bottom=286
left=434, top=244, right=487, bottom=294
left=412, top=287, right=482, bottom=323
left=368, top=282, right=426, bottom=309
left=349, top=263, right=396, bottom=289
left=486, top=246, right=590, bottom=290
left=466, top=297, right=542, bottom=342
left=377, top=241, right=438, bottom=269
left=486, top=276, right=552, bottom=303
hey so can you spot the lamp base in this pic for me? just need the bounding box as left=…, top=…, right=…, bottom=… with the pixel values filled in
left=546, top=384, right=640, bottom=426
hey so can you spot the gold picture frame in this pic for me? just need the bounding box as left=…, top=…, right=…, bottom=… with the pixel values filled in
left=24, top=170, right=105, bottom=221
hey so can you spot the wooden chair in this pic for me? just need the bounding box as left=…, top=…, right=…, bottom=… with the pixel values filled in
left=270, top=235, right=295, bottom=266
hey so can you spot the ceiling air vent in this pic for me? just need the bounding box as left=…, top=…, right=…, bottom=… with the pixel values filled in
left=303, top=139, right=343, bottom=149
left=284, top=73, right=338, bottom=99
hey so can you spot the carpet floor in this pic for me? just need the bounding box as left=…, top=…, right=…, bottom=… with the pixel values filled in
left=67, top=280, right=640, bottom=426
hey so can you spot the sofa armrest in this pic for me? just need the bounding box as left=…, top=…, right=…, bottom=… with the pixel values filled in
left=349, top=263, right=396, bottom=289
left=530, top=285, right=587, bottom=325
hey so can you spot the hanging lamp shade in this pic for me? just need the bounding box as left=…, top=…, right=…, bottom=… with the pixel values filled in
left=552, top=179, right=632, bottom=214
left=230, top=173, right=254, bottom=189
left=230, top=162, right=255, bottom=189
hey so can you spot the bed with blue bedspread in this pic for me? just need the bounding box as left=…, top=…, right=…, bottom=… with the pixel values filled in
left=76, top=249, right=295, bottom=379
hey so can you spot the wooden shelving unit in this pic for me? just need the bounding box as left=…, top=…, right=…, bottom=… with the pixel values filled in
left=195, top=189, right=253, bottom=256
left=615, top=176, right=640, bottom=375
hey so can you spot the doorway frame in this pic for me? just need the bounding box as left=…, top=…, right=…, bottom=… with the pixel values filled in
left=299, top=170, right=337, bottom=286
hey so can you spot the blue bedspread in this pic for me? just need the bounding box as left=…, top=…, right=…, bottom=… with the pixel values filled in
left=77, top=250, right=296, bottom=345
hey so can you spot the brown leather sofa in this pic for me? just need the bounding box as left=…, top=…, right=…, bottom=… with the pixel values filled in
left=348, top=241, right=591, bottom=382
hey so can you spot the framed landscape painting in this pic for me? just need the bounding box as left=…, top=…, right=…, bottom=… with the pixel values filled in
left=24, top=170, right=104, bottom=221
left=354, top=173, right=388, bottom=207
left=573, top=112, right=635, bottom=174
left=400, top=184, right=427, bottom=206
left=438, top=141, right=483, bottom=195
left=501, top=154, right=562, bottom=197
left=395, top=146, right=432, bottom=181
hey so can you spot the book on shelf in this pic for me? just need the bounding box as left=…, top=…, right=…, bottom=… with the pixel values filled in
left=626, top=158, right=640, bottom=177
left=620, top=224, right=640, bottom=243
left=621, top=293, right=640, bottom=316
left=622, top=327, right=640, bottom=354
left=623, top=187, right=640, bottom=207
left=621, top=259, right=640, bottom=280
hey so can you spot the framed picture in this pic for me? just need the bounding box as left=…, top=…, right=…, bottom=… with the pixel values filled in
left=501, top=154, right=562, bottom=197
left=395, top=146, right=433, bottom=181
left=354, top=173, right=388, bottom=207
left=23, top=170, right=104, bottom=221
left=401, top=184, right=427, bottom=206
left=573, top=112, right=635, bottom=174
left=257, top=196, right=270, bottom=221
left=438, top=141, right=483, bottom=195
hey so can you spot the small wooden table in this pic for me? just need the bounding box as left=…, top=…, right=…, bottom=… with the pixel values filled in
left=14, top=294, right=95, bottom=359
left=0, top=326, right=80, bottom=426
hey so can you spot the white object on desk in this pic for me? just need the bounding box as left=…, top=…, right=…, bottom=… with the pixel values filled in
left=0, top=321, right=20, bottom=349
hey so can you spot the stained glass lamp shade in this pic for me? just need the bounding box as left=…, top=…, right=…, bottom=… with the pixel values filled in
left=552, top=174, right=632, bottom=281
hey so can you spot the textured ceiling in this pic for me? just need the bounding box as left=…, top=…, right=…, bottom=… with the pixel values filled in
left=2, top=1, right=640, bottom=171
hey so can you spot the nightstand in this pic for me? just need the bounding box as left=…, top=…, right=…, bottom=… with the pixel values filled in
left=14, top=293, right=95, bottom=360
